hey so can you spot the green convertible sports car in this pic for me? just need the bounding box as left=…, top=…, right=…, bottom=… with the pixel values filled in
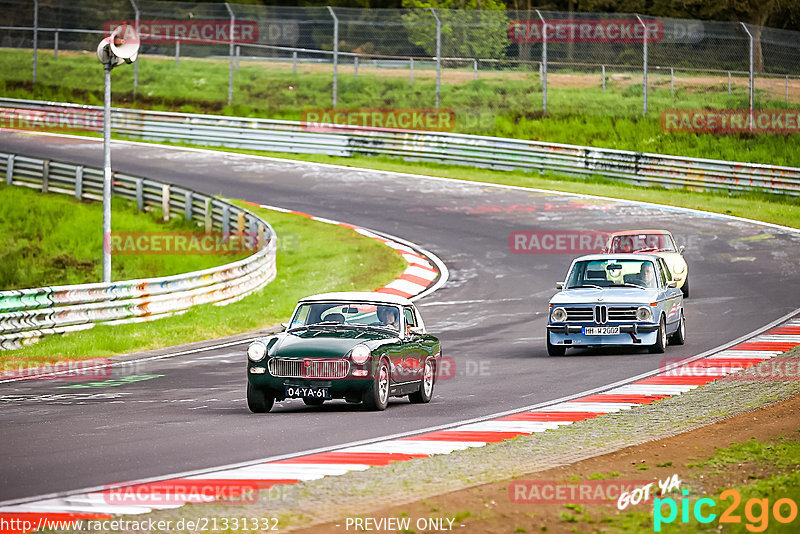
left=246, top=292, right=441, bottom=412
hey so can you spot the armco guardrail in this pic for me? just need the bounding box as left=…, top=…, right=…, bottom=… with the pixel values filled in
left=1, top=98, right=799, bottom=196
left=0, top=151, right=278, bottom=351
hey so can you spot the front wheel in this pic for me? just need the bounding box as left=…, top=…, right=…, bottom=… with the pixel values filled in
left=681, top=277, right=690, bottom=298
left=670, top=311, right=686, bottom=345
left=547, top=333, right=566, bottom=356
left=362, top=359, right=390, bottom=411
left=247, top=382, right=275, bottom=413
left=648, top=316, right=667, bottom=354
left=409, top=358, right=435, bottom=404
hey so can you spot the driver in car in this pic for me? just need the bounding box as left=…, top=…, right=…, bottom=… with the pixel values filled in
left=633, top=262, right=656, bottom=288
left=374, top=306, right=400, bottom=330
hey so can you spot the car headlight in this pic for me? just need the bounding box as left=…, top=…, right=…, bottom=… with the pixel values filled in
left=551, top=307, right=568, bottom=322
left=673, top=263, right=686, bottom=274
left=247, top=342, right=267, bottom=362
left=350, top=344, right=371, bottom=364
left=636, top=306, right=652, bottom=322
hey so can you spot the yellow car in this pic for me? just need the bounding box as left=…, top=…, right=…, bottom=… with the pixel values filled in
left=604, top=230, right=689, bottom=297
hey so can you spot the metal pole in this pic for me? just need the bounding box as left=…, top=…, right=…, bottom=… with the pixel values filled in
left=235, top=45, right=240, bottom=70
left=786, top=75, right=789, bottom=104
left=175, top=39, right=180, bottom=66
left=536, top=10, right=547, bottom=114
left=728, top=71, right=731, bottom=95
left=328, top=6, right=338, bottom=108
left=670, top=67, right=674, bottom=97
left=410, top=57, right=414, bottom=85
left=431, top=8, right=441, bottom=109
left=741, top=22, right=754, bottom=131
left=102, top=63, right=112, bottom=283
left=354, top=55, right=358, bottom=80
left=130, top=0, right=140, bottom=100
left=473, top=58, right=478, bottom=80
left=602, top=65, right=606, bottom=91
left=54, top=30, right=58, bottom=58
left=225, top=2, right=235, bottom=106
left=32, top=0, right=38, bottom=84
left=292, top=50, right=297, bottom=75
left=636, top=15, right=647, bottom=116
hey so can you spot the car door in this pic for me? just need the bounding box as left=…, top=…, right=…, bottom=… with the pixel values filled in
left=394, top=307, right=425, bottom=382
left=657, top=258, right=682, bottom=325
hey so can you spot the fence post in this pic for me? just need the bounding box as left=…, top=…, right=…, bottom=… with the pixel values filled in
left=740, top=22, right=754, bottom=131
left=5, top=154, right=14, bottom=185
left=130, top=0, right=140, bottom=100
left=536, top=10, right=547, bottom=115
left=32, top=0, right=38, bottom=84
left=602, top=65, right=606, bottom=91
left=473, top=58, right=478, bottom=80
left=786, top=75, right=789, bottom=104
left=328, top=6, right=339, bottom=108
left=354, top=55, right=358, bottom=80
left=258, top=223, right=265, bottom=250
left=410, top=57, right=414, bottom=85
left=236, top=45, right=240, bottom=71
left=185, top=190, right=193, bottom=221
left=728, top=71, right=731, bottom=95
left=204, top=198, right=213, bottom=233
left=162, top=184, right=170, bottom=221
left=175, top=39, right=180, bottom=66
left=636, top=15, right=647, bottom=116
left=249, top=218, right=257, bottom=250
left=75, top=166, right=83, bottom=200
left=431, top=7, right=441, bottom=109
left=237, top=210, right=245, bottom=235
left=292, top=50, right=297, bottom=75
left=670, top=67, right=674, bottom=96
left=222, top=204, right=231, bottom=236
left=225, top=2, right=235, bottom=106
left=54, top=30, right=58, bottom=59
left=41, top=160, right=49, bottom=193
left=135, top=179, right=143, bottom=211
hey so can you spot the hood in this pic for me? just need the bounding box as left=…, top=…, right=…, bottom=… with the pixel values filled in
left=268, top=329, right=397, bottom=359
left=550, top=287, right=659, bottom=305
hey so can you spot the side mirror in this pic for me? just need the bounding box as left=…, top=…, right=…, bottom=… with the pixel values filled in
left=667, top=280, right=678, bottom=288
left=280, top=322, right=289, bottom=330
left=556, top=282, right=564, bottom=290
left=679, top=245, right=685, bottom=255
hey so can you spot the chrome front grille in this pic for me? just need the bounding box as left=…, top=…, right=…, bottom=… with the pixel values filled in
left=268, top=358, right=349, bottom=379
left=565, top=307, right=593, bottom=321
left=564, top=306, right=637, bottom=323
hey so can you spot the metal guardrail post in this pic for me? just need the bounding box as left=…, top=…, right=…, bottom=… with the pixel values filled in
left=354, top=55, right=358, bottom=81
left=431, top=8, right=441, bottom=109
left=225, top=2, right=235, bottom=106
left=741, top=22, right=754, bottom=131
left=129, top=0, right=140, bottom=100
left=175, top=39, right=180, bottom=66
left=75, top=166, right=83, bottom=200
left=670, top=67, right=674, bottom=97
left=328, top=6, right=339, bottom=108
left=292, top=51, right=297, bottom=75
left=54, top=30, right=58, bottom=59
left=222, top=204, right=231, bottom=236
left=237, top=211, right=245, bottom=235
left=135, top=178, right=143, bottom=211
left=204, top=198, right=213, bottom=233
left=32, top=0, right=38, bottom=84
left=473, top=58, right=477, bottom=81
left=6, top=154, right=14, bottom=185
left=786, top=75, right=789, bottom=104
left=602, top=65, right=606, bottom=91
left=185, top=190, right=193, bottom=221
left=41, top=160, right=49, bottom=193
left=410, top=57, right=414, bottom=85
left=235, top=45, right=240, bottom=71
left=536, top=10, right=547, bottom=115
left=636, top=15, right=648, bottom=116
left=162, top=184, right=170, bottom=221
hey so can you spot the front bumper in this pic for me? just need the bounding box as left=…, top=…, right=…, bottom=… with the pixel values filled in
left=546, top=323, right=660, bottom=334
left=547, top=323, right=660, bottom=346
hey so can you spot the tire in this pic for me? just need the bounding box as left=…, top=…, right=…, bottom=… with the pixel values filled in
left=547, top=333, right=566, bottom=356
left=303, top=398, right=325, bottom=406
left=648, top=316, right=668, bottom=354
left=362, top=359, right=390, bottom=411
left=681, top=277, right=689, bottom=298
left=670, top=311, right=686, bottom=345
left=409, top=358, right=435, bottom=404
left=247, top=382, right=274, bottom=413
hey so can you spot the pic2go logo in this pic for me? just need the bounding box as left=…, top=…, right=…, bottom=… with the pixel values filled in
left=653, top=489, right=798, bottom=532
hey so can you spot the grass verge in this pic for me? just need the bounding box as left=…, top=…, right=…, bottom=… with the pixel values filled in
left=1, top=201, right=407, bottom=363
left=0, top=184, right=250, bottom=289
left=1, top=49, right=799, bottom=166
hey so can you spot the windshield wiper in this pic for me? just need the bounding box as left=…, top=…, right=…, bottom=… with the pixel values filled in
left=612, top=283, right=648, bottom=289
left=569, top=284, right=604, bottom=290
left=350, top=323, right=398, bottom=334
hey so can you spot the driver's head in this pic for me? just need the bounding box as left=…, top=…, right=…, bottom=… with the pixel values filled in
left=640, top=262, right=655, bottom=281
left=377, top=306, right=398, bottom=324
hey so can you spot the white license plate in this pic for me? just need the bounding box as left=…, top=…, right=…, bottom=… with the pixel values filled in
left=285, top=386, right=331, bottom=399
left=583, top=326, right=620, bottom=335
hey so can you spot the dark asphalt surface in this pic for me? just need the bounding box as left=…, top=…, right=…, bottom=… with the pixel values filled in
left=1, top=132, right=799, bottom=502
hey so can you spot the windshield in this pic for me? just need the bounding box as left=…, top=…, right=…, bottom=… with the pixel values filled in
left=289, top=302, right=401, bottom=332
left=608, top=233, right=677, bottom=253
left=566, top=259, right=659, bottom=289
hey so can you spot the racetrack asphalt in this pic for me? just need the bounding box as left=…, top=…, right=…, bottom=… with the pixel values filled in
left=1, top=131, right=799, bottom=503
